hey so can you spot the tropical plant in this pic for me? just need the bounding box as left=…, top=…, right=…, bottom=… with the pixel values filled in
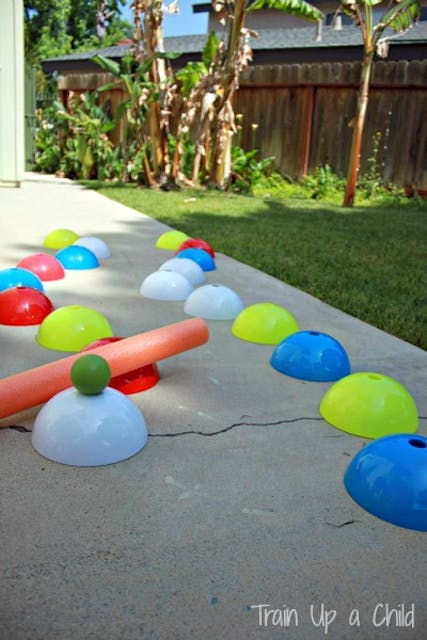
left=303, top=164, right=345, bottom=199
left=166, top=1, right=324, bottom=189
left=124, top=0, right=323, bottom=189
left=40, top=1, right=324, bottom=188
left=187, top=0, right=323, bottom=189
left=230, top=146, right=275, bottom=192
left=341, top=0, right=421, bottom=207
left=34, top=106, right=62, bottom=173
left=129, top=0, right=183, bottom=186
left=92, top=52, right=156, bottom=182
left=53, top=91, right=121, bottom=179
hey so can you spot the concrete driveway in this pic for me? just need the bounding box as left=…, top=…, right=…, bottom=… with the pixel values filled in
left=0, top=174, right=426, bottom=640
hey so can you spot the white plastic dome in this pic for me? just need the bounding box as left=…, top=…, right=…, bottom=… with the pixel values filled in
left=140, top=270, right=194, bottom=301
left=73, top=236, right=111, bottom=259
left=159, top=257, right=205, bottom=285
left=184, top=284, right=244, bottom=320
left=31, top=387, right=148, bottom=466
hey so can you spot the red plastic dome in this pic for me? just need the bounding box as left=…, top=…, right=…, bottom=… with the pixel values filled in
left=82, top=337, right=160, bottom=394
left=17, top=253, right=65, bottom=281
left=176, top=238, right=215, bottom=258
left=0, top=286, right=54, bottom=325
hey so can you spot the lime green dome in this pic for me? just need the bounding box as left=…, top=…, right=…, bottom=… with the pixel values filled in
left=231, top=303, right=298, bottom=344
left=36, top=305, right=113, bottom=352
left=320, top=372, right=418, bottom=438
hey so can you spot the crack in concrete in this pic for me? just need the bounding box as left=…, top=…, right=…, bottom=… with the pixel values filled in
left=149, top=416, right=325, bottom=438
left=7, top=415, right=427, bottom=438
left=324, top=519, right=357, bottom=528
left=150, top=414, right=427, bottom=438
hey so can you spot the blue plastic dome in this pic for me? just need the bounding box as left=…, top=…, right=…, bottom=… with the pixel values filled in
left=0, top=267, right=45, bottom=293
left=56, top=246, right=99, bottom=270
left=177, top=248, right=216, bottom=272
left=344, top=433, right=427, bottom=531
left=270, top=331, right=351, bottom=381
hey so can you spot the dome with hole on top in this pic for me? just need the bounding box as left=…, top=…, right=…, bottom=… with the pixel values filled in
left=344, top=433, right=427, bottom=531
left=159, top=257, right=205, bottom=286
left=320, top=372, right=418, bottom=438
left=0, top=267, right=45, bottom=292
left=177, top=248, right=216, bottom=272
left=270, top=330, right=350, bottom=381
left=73, top=236, right=111, bottom=259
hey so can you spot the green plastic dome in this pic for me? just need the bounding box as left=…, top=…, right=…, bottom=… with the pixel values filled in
left=43, top=228, right=79, bottom=249
left=156, top=230, right=190, bottom=250
left=231, top=303, right=298, bottom=344
left=320, top=372, right=419, bottom=439
left=36, top=305, right=113, bottom=352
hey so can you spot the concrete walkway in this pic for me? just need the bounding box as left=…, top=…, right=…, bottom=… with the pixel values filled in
left=0, top=174, right=426, bottom=640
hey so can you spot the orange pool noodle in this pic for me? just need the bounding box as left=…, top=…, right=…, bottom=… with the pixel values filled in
left=0, top=318, right=209, bottom=419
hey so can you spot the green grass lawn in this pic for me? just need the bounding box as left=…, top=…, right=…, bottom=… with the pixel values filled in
left=86, top=183, right=427, bottom=350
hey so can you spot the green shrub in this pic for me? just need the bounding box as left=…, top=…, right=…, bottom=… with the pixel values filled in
left=35, top=92, right=125, bottom=180
left=230, top=146, right=275, bottom=193
left=302, top=164, right=345, bottom=200
left=34, top=106, right=62, bottom=173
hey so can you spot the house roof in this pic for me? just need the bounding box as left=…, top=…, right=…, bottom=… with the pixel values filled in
left=42, top=22, right=427, bottom=72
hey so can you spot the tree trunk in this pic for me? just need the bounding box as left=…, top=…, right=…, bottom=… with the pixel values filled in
left=211, top=0, right=247, bottom=187
left=144, top=5, right=162, bottom=180
left=343, top=48, right=374, bottom=207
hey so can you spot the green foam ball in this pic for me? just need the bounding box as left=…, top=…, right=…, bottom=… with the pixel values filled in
left=71, top=355, right=112, bottom=395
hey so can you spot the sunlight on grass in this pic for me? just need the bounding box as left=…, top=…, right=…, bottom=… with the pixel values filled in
left=86, top=183, right=427, bottom=349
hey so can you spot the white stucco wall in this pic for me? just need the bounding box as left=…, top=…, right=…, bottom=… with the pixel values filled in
left=0, top=0, right=24, bottom=187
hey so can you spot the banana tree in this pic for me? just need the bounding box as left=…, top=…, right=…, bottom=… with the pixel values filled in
left=125, top=0, right=322, bottom=188
left=342, top=0, right=421, bottom=207
left=209, top=0, right=324, bottom=188
left=131, top=0, right=180, bottom=186
left=92, top=52, right=157, bottom=183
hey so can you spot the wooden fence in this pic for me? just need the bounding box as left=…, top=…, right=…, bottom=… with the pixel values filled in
left=58, top=72, right=128, bottom=147
left=235, top=60, right=427, bottom=191
left=57, top=59, right=427, bottom=190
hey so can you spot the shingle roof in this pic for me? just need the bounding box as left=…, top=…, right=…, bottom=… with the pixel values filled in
left=43, top=22, right=427, bottom=64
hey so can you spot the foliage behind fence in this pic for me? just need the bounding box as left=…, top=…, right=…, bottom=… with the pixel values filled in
left=56, top=58, right=427, bottom=190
